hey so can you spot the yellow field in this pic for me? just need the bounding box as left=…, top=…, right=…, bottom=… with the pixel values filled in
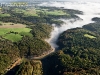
left=84, top=34, right=96, bottom=39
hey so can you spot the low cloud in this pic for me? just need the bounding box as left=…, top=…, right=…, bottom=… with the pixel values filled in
left=44, top=1, right=100, bottom=49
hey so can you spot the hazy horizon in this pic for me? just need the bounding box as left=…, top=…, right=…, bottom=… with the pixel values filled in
left=0, top=0, right=100, bottom=2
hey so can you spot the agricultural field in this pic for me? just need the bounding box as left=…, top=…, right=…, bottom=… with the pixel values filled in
left=0, top=22, right=32, bottom=42
left=37, top=9, right=69, bottom=16
left=45, top=10, right=67, bottom=15
left=12, top=8, right=38, bottom=16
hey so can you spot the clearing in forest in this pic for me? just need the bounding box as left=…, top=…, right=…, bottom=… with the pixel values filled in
left=0, top=22, right=32, bottom=42
left=84, top=34, right=96, bottom=39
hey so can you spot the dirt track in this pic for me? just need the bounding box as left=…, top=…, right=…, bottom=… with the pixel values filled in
left=6, top=58, right=21, bottom=71
left=31, top=48, right=55, bottom=60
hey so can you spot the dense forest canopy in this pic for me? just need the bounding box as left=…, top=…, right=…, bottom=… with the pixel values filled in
left=43, top=18, right=100, bottom=75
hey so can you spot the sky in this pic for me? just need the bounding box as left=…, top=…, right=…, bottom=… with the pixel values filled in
left=0, top=0, right=100, bottom=2
left=66, top=0, right=100, bottom=2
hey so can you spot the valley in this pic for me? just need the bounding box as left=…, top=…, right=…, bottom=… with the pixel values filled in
left=0, top=1, right=100, bottom=75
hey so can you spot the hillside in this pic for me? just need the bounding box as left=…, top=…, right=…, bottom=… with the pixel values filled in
left=0, top=5, right=83, bottom=75
left=41, top=22, right=100, bottom=75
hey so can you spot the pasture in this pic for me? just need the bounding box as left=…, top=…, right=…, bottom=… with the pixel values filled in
left=45, top=10, right=67, bottom=15
left=0, top=23, right=32, bottom=42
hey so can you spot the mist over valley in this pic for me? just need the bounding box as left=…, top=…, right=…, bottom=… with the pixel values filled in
left=0, top=0, right=100, bottom=75
left=42, top=1, right=100, bottom=49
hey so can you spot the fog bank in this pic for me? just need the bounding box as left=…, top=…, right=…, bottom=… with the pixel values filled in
left=44, top=1, right=100, bottom=49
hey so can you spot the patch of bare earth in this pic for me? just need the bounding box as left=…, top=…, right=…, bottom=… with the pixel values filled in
left=6, top=58, right=22, bottom=71
left=0, top=23, right=26, bottom=28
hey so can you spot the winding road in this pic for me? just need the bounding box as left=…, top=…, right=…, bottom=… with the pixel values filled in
left=30, top=48, right=55, bottom=60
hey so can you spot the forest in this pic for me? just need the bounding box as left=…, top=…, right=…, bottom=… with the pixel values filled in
left=0, top=5, right=82, bottom=75
left=41, top=18, right=100, bottom=75
left=0, top=4, right=100, bottom=75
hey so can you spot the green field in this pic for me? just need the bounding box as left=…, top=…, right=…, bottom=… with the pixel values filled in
left=84, top=34, right=96, bottom=39
left=0, top=28, right=32, bottom=42
left=4, top=33, right=23, bottom=42
left=45, top=10, right=67, bottom=15
left=0, top=13, right=10, bottom=17
left=13, top=8, right=38, bottom=16
left=13, top=8, right=68, bottom=17
left=37, top=9, right=68, bottom=16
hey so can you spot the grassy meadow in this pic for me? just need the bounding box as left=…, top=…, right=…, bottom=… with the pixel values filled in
left=45, top=10, right=67, bottom=15
left=0, top=23, right=32, bottom=42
